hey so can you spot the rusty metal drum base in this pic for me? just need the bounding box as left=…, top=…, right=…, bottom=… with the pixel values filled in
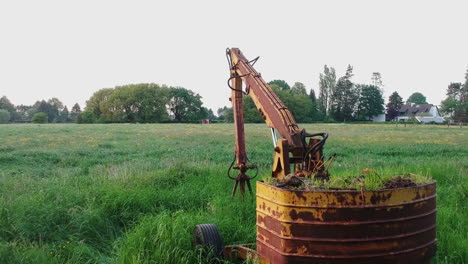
left=256, top=181, right=437, bottom=264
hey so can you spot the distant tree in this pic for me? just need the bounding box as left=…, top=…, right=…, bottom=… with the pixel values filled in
left=168, top=87, right=207, bottom=122
left=200, top=107, right=209, bottom=121
left=309, top=88, right=323, bottom=121
left=32, top=99, right=62, bottom=123
left=268, top=80, right=290, bottom=90
left=330, top=65, right=358, bottom=122
left=225, top=89, right=267, bottom=123
left=371, top=72, right=383, bottom=89
left=0, top=109, right=11, bottom=123
left=462, top=69, right=468, bottom=121
left=407, top=92, right=427, bottom=104
left=0, top=96, right=15, bottom=113
left=0, top=96, right=16, bottom=121
left=60, top=106, right=70, bottom=123
left=217, top=106, right=229, bottom=120
left=291, top=82, right=307, bottom=95
left=309, top=88, right=317, bottom=103
left=355, top=84, right=385, bottom=120
left=271, top=84, right=313, bottom=123
left=135, top=84, right=168, bottom=122
left=386, top=91, right=404, bottom=121
left=85, top=88, right=114, bottom=117
left=32, top=100, right=51, bottom=121
left=288, top=93, right=314, bottom=123
left=77, top=110, right=95, bottom=124
left=224, top=83, right=315, bottom=123
left=224, top=108, right=233, bottom=122
left=440, top=79, right=467, bottom=123
left=47, top=98, right=64, bottom=111
left=446, top=82, right=463, bottom=99
left=84, top=83, right=208, bottom=123
left=440, top=97, right=458, bottom=121
left=464, top=66, right=468, bottom=90
left=318, top=65, right=336, bottom=116
left=70, top=103, right=82, bottom=122
left=103, top=84, right=170, bottom=123
left=15, top=104, right=34, bottom=122
left=32, top=112, right=48, bottom=124
left=207, top=109, right=216, bottom=120
left=242, top=95, right=264, bottom=123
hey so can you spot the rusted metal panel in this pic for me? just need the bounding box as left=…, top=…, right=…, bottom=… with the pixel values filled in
left=256, top=181, right=437, bottom=264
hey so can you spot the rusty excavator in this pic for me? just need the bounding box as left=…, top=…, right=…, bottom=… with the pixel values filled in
left=192, top=48, right=437, bottom=264
left=225, top=47, right=332, bottom=198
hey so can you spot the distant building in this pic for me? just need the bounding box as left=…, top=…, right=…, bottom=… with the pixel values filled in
left=371, top=114, right=386, bottom=122
left=397, top=103, right=445, bottom=123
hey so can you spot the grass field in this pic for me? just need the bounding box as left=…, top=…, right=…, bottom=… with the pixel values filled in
left=0, top=123, right=467, bottom=264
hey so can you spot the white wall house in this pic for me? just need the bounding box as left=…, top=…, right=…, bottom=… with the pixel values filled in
left=397, top=103, right=445, bottom=123
left=371, top=114, right=386, bottom=122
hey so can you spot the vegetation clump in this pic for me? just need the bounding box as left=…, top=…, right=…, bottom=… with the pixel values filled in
left=383, top=175, right=418, bottom=189
left=0, top=109, right=11, bottom=123
left=270, top=170, right=432, bottom=191
left=32, top=112, right=48, bottom=124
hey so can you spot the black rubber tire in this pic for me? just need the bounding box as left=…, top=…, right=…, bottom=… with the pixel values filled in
left=193, top=224, right=224, bottom=259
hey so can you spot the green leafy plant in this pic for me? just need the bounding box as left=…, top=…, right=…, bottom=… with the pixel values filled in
left=32, top=112, right=48, bottom=124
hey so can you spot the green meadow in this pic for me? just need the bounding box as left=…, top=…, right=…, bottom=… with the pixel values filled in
left=0, top=123, right=467, bottom=263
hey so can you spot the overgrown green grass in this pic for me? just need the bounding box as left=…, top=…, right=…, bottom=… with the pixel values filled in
left=0, top=123, right=466, bottom=263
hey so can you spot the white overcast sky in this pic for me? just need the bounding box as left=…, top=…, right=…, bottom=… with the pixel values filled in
left=1, top=0, right=467, bottom=112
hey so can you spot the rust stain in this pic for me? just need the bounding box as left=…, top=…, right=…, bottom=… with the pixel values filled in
left=294, top=190, right=307, bottom=201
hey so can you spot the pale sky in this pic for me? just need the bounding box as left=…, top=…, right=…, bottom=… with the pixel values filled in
left=1, top=0, right=467, bottom=112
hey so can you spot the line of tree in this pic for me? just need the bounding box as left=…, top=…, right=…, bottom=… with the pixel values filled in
left=0, top=96, right=82, bottom=124
left=218, top=66, right=386, bottom=123
left=318, top=66, right=386, bottom=122
left=440, top=67, right=468, bottom=123
left=386, top=92, right=404, bottom=121
left=0, top=84, right=210, bottom=124
left=221, top=81, right=321, bottom=123
left=82, top=83, right=209, bottom=123
left=4, top=66, right=461, bottom=125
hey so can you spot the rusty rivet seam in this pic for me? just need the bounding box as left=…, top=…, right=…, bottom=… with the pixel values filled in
left=256, top=209, right=437, bottom=226
left=255, top=194, right=436, bottom=209
left=256, top=239, right=437, bottom=259
left=256, top=224, right=436, bottom=242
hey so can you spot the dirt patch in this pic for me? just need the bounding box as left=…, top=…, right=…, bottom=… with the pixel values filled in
left=382, top=175, right=417, bottom=189
left=274, top=175, right=303, bottom=189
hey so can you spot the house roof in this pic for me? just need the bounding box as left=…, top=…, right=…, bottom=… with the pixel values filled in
left=398, top=103, right=433, bottom=115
